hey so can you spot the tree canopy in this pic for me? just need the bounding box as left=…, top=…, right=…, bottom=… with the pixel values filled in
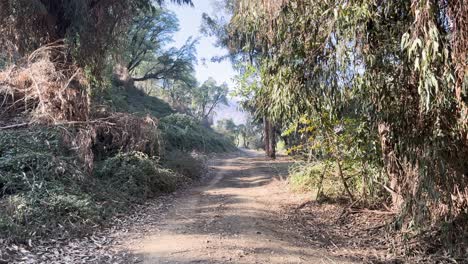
left=0, top=0, right=192, bottom=74
left=203, top=0, right=468, bottom=235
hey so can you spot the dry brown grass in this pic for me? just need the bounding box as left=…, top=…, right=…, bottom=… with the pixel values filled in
left=0, top=42, right=164, bottom=174
left=0, top=41, right=89, bottom=124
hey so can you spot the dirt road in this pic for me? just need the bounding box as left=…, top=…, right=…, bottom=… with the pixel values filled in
left=125, top=150, right=356, bottom=264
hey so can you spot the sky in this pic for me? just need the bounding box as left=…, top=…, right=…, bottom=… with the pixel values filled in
left=167, top=1, right=247, bottom=125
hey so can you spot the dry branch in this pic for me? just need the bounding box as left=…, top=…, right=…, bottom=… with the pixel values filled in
left=0, top=122, right=30, bottom=130
left=0, top=41, right=89, bottom=124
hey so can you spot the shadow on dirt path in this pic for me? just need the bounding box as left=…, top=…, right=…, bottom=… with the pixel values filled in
left=123, top=150, right=357, bottom=264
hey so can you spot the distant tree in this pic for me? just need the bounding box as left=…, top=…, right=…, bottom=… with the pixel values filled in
left=161, top=75, right=198, bottom=113
left=124, top=8, right=179, bottom=73
left=192, top=78, right=229, bottom=124
left=216, top=118, right=239, bottom=145
left=131, top=38, right=197, bottom=83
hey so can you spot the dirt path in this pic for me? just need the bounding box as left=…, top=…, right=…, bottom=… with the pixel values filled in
left=123, top=150, right=356, bottom=264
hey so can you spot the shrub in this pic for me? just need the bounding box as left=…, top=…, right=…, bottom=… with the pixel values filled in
left=95, top=152, right=187, bottom=203
left=162, top=150, right=206, bottom=179
left=0, top=129, right=189, bottom=242
left=289, top=161, right=350, bottom=200
left=160, top=113, right=235, bottom=153
left=0, top=128, right=99, bottom=240
left=0, top=128, right=85, bottom=197
left=99, top=84, right=174, bottom=118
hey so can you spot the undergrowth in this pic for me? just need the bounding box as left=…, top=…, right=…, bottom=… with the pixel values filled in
left=100, top=84, right=174, bottom=118
left=289, top=160, right=384, bottom=203
left=161, top=150, right=206, bottom=179
left=0, top=128, right=96, bottom=240
left=289, top=161, right=341, bottom=199
left=0, top=75, right=235, bottom=242
left=160, top=113, right=236, bottom=153
left=0, top=112, right=233, bottom=242
left=94, top=151, right=188, bottom=202
left=0, top=129, right=194, bottom=242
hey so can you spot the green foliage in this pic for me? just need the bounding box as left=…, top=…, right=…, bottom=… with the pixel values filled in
left=289, top=161, right=338, bottom=195
left=95, top=152, right=186, bottom=202
left=0, top=128, right=85, bottom=197
left=241, top=116, right=264, bottom=149
left=0, top=190, right=100, bottom=241
left=0, top=0, right=192, bottom=74
left=192, top=78, right=229, bottom=122
left=124, top=7, right=180, bottom=73
left=123, top=6, right=197, bottom=87
left=101, top=84, right=174, bottom=118
left=161, top=150, right=206, bottom=179
left=160, top=114, right=236, bottom=153
left=131, top=37, right=198, bottom=83
left=226, top=0, right=467, bottom=232
left=216, top=118, right=239, bottom=143
left=289, top=159, right=384, bottom=202
left=232, top=63, right=262, bottom=113
left=158, top=77, right=198, bottom=114
left=0, top=128, right=189, bottom=241
left=0, top=128, right=97, bottom=240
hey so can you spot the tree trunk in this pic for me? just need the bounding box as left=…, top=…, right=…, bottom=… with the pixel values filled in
left=269, top=123, right=276, bottom=159
left=264, top=116, right=270, bottom=156
left=378, top=123, right=403, bottom=210
left=242, top=133, right=248, bottom=148
left=316, top=162, right=329, bottom=200
left=361, top=162, right=369, bottom=199
left=337, top=160, right=354, bottom=201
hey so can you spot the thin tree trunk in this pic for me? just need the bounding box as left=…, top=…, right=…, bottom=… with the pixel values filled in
left=316, top=162, right=329, bottom=200
left=378, top=123, right=403, bottom=210
left=337, top=160, right=354, bottom=201
left=264, top=116, right=270, bottom=156
left=269, top=123, right=276, bottom=159
left=361, top=162, right=368, bottom=199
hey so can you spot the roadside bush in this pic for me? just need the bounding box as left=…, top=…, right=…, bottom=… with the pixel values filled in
left=95, top=152, right=187, bottom=203
left=289, top=160, right=386, bottom=203
left=0, top=129, right=190, bottom=242
left=160, top=113, right=235, bottom=153
left=0, top=128, right=85, bottom=197
left=99, top=84, right=174, bottom=118
left=0, top=128, right=99, bottom=240
left=289, top=161, right=339, bottom=197
left=289, top=161, right=357, bottom=199
left=162, top=150, right=206, bottom=179
left=0, top=189, right=100, bottom=241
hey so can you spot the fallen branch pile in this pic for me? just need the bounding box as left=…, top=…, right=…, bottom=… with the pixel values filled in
left=0, top=41, right=89, bottom=124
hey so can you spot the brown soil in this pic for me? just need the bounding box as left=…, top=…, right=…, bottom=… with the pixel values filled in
left=120, top=150, right=357, bottom=263
left=4, top=150, right=461, bottom=263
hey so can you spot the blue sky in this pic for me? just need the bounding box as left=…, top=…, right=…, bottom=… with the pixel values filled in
left=167, top=1, right=247, bottom=124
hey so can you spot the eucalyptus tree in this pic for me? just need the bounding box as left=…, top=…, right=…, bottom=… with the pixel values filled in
left=216, top=118, right=239, bottom=144
left=202, top=2, right=279, bottom=158
left=192, top=78, right=229, bottom=125
left=124, top=8, right=179, bottom=73
left=225, top=0, right=467, bottom=235
left=160, top=75, right=198, bottom=114
left=131, top=38, right=197, bottom=83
